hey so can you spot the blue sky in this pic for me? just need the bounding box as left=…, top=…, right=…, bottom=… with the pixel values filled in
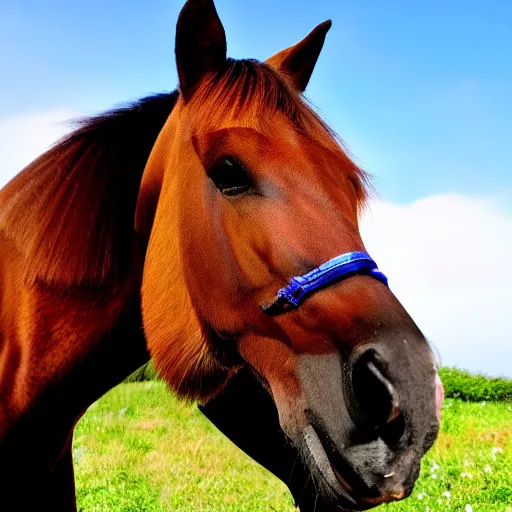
left=1, top=1, right=511, bottom=376
left=1, top=0, right=511, bottom=204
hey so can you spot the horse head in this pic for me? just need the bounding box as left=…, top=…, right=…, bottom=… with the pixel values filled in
left=136, top=1, right=443, bottom=508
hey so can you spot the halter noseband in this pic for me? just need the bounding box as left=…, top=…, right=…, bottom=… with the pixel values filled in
left=262, top=251, right=388, bottom=316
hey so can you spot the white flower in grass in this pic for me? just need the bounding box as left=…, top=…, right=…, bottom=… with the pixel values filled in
left=442, top=491, right=451, bottom=499
left=465, top=505, right=473, bottom=512
left=492, top=447, right=503, bottom=460
left=481, top=401, right=486, bottom=406
left=417, top=493, right=425, bottom=500
left=431, top=462, right=440, bottom=471
left=484, top=464, right=492, bottom=473
left=461, top=472, right=473, bottom=479
left=431, top=473, right=438, bottom=479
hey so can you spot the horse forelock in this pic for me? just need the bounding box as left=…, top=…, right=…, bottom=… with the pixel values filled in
left=183, top=58, right=371, bottom=209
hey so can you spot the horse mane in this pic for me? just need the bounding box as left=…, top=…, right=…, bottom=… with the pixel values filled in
left=187, top=58, right=370, bottom=207
left=0, top=91, right=179, bottom=288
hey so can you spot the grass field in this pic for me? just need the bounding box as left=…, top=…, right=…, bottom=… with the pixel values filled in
left=75, top=382, right=512, bottom=512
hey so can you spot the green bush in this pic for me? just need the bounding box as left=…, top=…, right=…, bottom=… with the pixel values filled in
left=124, top=362, right=512, bottom=402
left=439, top=367, right=512, bottom=402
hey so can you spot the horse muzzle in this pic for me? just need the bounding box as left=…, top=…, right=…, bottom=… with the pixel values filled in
left=289, top=335, right=442, bottom=510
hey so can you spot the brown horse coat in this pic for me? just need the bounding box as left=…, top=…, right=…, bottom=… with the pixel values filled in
left=0, top=1, right=441, bottom=510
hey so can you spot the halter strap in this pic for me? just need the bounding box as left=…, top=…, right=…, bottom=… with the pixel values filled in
left=262, top=251, right=388, bottom=316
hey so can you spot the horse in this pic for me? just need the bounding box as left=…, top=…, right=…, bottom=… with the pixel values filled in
left=0, top=0, right=443, bottom=510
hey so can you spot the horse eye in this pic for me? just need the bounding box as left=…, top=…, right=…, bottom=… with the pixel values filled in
left=208, top=157, right=253, bottom=197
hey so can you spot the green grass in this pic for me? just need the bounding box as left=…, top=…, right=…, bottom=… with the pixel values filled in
left=75, top=382, right=512, bottom=512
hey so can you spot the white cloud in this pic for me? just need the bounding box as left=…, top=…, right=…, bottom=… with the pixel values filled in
left=1, top=110, right=510, bottom=378
left=361, top=195, right=512, bottom=378
left=0, top=109, right=80, bottom=187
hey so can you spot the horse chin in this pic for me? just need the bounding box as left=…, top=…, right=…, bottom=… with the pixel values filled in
left=299, top=424, right=414, bottom=511
left=300, top=425, right=359, bottom=511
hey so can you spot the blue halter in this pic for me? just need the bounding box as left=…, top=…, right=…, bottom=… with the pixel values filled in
left=262, top=251, right=388, bottom=316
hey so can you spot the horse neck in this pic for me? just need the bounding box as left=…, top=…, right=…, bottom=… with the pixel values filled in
left=0, top=248, right=149, bottom=488
left=0, top=93, right=180, bottom=467
left=0, top=232, right=147, bottom=429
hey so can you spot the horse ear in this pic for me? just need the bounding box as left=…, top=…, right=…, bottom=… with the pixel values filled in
left=265, top=20, right=332, bottom=92
left=175, top=0, right=227, bottom=101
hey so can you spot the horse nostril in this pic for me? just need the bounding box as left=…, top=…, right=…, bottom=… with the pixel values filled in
left=351, top=351, right=404, bottom=441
